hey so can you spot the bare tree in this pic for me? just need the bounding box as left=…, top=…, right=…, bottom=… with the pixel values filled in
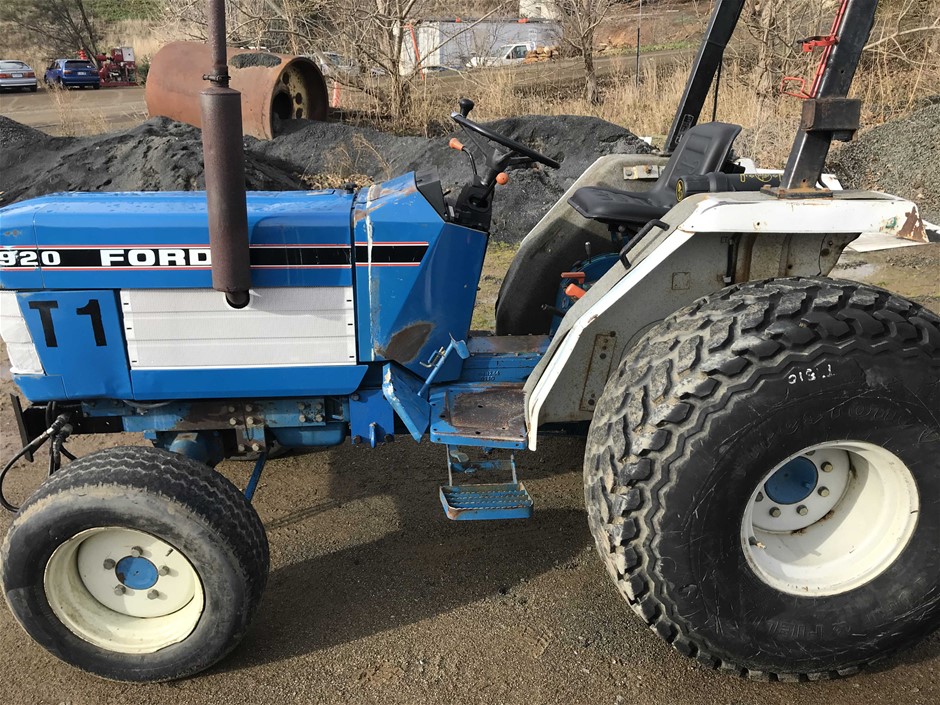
left=5, top=0, right=101, bottom=61
left=555, top=0, right=612, bottom=104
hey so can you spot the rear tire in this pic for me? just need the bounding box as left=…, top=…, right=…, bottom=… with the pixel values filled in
left=584, top=277, right=940, bottom=679
left=1, top=446, right=269, bottom=682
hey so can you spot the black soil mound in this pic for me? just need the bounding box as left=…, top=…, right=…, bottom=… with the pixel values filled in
left=0, top=114, right=651, bottom=243
left=829, top=103, right=940, bottom=225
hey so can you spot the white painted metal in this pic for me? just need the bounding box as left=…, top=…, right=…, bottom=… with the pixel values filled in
left=526, top=191, right=928, bottom=448
left=0, top=291, right=43, bottom=374
left=741, top=441, right=919, bottom=596
left=45, top=527, right=204, bottom=654
left=121, top=287, right=356, bottom=369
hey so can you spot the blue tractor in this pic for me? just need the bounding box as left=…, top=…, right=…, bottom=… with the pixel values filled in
left=1, top=0, right=938, bottom=683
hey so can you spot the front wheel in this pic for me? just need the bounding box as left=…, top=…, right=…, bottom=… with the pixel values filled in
left=1, top=446, right=269, bottom=682
left=584, top=277, right=940, bottom=679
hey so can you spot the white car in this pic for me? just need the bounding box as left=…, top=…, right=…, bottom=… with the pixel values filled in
left=467, top=43, right=534, bottom=68
left=0, top=59, right=38, bottom=92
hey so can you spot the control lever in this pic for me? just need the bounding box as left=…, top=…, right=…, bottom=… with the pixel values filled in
left=458, top=97, right=474, bottom=117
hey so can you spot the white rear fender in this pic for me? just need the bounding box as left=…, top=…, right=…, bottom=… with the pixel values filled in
left=524, top=190, right=930, bottom=449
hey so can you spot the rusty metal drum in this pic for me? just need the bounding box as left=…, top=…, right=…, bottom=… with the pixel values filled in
left=146, top=41, right=328, bottom=139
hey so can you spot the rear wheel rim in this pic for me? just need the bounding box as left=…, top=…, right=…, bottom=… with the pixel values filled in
left=44, top=527, right=204, bottom=654
left=741, top=441, right=919, bottom=596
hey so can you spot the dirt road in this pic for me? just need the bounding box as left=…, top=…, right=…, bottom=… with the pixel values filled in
left=0, top=246, right=937, bottom=705
left=0, top=86, right=148, bottom=135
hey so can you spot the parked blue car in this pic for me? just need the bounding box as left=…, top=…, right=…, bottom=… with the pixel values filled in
left=43, top=59, right=100, bottom=89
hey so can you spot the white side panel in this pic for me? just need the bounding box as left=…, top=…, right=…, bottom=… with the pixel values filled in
left=0, top=291, right=44, bottom=374
left=121, top=288, right=356, bottom=369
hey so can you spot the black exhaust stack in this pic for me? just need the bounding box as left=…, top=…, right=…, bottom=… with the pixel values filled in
left=201, top=0, right=251, bottom=308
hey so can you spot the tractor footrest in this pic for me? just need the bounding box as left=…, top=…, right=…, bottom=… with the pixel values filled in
left=439, top=482, right=533, bottom=521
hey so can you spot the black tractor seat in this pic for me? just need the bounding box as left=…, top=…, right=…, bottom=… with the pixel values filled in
left=568, top=121, right=742, bottom=233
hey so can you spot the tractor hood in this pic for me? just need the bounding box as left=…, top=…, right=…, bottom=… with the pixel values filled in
left=0, top=189, right=356, bottom=291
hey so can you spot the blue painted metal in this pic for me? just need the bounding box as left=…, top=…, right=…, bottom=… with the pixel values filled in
left=0, top=190, right=355, bottom=290
left=418, top=337, right=470, bottom=397
left=127, top=366, right=367, bottom=401
left=270, top=423, right=347, bottom=448
left=439, top=449, right=532, bottom=520
left=244, top=452, right=267, bottom=502
left=159, top=431, right=224, bottom=466
left=349, top=389, right=395, bottom=446
left=115, top=556, right=159, bottom=590
left=382, top=363, right=430, bottom=441
left=458, top=336, right=550, bottom=385
left=428, top=384, right=527, bottom=450
left=353, top=175, right=488, bottom=381
left=765, top=456, right=818, bottom=504
left=439, top=484, right=534, bottom=520
left=15, top=290, right=133, bottom=400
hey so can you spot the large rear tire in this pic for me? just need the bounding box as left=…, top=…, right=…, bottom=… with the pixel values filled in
left=584, top=277, right=940, bottom=679
left=1, top=446, right=269, bottom=682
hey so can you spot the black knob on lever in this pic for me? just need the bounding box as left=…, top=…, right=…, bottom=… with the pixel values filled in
left=458, top=97, right=474, bottom=118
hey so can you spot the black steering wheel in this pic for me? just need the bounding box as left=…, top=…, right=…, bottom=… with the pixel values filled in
left=451, top=112, right=561, bottom=170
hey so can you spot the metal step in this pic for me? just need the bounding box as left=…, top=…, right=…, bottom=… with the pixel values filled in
left=429, top=385, right=527, bottom=449
left=439, top=483, right=534, bottom=521
left=438, top=446, right=532, bottom=520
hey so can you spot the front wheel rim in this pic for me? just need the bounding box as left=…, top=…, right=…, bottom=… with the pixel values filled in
left=741, top=441, right=919, bottom=597
left=44, top=527, right=205, bottom=654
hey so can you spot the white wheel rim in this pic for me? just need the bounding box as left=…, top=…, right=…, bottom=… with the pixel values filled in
left=45, top=527, right=204, bottom=654
left=741, top=441, right=919, bottom=596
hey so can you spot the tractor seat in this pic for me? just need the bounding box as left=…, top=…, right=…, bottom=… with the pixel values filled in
left=568, top=121, right=742, bottom=231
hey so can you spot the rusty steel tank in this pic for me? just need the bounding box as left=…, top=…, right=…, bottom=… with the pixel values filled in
left=146, top=41, right=328, bottom=140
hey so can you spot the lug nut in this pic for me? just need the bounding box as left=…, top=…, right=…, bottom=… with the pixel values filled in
left=130, top=546, right=143, bottom=558
left=158, top=565, right=170, bottom=576
left=821, top=461, right=833, bottom=473
left=251, top=443, right=261, bottom=452
left=797, top=505, right=809, bottom=516
left=246, top=416, right=255, bottom=426
left=103, top=558, right=116, bottom=570
left=298, top=414, right=307, bottom=423
left=229, top=417, right=238, bottom=426
left=818, top=487, right=830, bottom=497
left=147, top=589, right=160, bottom=600
left=769, top=507, right=781, bottom=518
left=114, top=585, right=126, bottom=596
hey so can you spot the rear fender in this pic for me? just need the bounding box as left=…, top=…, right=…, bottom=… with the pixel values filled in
left=524, top=190, right=929, bottom=448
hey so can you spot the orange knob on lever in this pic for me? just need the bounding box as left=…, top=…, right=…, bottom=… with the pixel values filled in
left=565, top=283, right=586, bottom=299
left=448, top=137, right=464, bottom=151
left=495, top=172, right=509, bottom=185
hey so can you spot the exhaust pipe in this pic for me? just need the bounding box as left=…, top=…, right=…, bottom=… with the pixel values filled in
left=201, top=0, right=251, bottom=308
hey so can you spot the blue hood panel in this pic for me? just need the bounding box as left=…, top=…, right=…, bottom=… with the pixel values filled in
left=0, top=190, right=356, bottom=290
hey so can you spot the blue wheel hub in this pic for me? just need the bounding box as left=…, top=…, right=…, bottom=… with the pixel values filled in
left=764, top=456, right=818, bottom=505
left=115, top=555, right=159, bottom=590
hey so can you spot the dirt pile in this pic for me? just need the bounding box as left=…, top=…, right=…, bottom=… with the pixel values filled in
left=0, top=114, right=650, bottom=243
left=829, top=102, right=940, bottom=225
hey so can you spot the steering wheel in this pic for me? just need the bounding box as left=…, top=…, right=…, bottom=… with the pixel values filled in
left=451, top=112, right=561, bottom=170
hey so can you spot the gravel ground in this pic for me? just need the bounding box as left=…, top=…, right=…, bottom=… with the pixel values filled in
left=829, top=102, right=940, bottom=224
left=0, top=114, right=650, bottom=244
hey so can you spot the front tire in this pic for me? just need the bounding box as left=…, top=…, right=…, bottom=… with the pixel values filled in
left=584, top=277, right=940, bottom=679
left=1, top=446, right=269, bottom=682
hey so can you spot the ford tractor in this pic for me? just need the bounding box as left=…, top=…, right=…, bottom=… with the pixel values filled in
left=1, top=0, right=937, bottom=684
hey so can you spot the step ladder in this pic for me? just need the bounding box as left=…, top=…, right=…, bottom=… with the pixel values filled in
left=439, top=447, right=533, bottom=521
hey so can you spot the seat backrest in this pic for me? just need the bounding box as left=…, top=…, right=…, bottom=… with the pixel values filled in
left=653, top=122, right=742, bottom=196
